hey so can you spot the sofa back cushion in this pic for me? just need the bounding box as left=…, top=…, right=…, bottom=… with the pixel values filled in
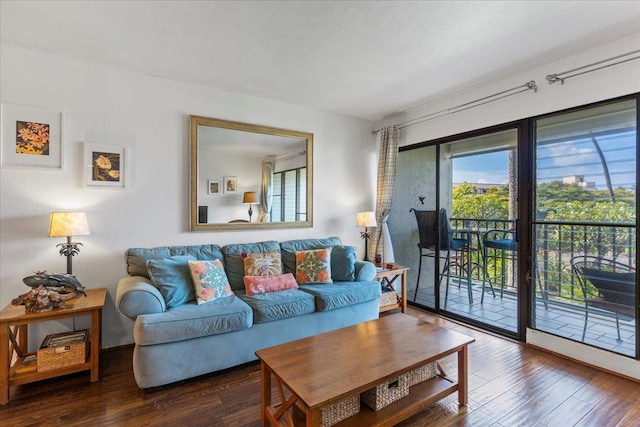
left=223, top=240, right=281, bottom=290
left=127, top=244, right=224, bottom=278
left=280, top=236, right=342, bottom=274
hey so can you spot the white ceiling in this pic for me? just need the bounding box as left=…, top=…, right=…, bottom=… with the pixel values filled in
left=1, top=1, right=639, bottom=122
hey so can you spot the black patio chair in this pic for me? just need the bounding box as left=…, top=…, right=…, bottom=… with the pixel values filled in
left=481, top=209, right=555, bottom=304
left=410, top=208, right=471, bottom=308
left=570, top=255, right=636, bottom=343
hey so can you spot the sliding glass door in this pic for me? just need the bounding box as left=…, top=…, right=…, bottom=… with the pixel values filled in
left=439, top=129, right=520, bottom=334
left=532, top=98, right=637, bottom=357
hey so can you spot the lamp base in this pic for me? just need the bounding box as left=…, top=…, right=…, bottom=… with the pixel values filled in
left=363, top=238, right=371, bottom=262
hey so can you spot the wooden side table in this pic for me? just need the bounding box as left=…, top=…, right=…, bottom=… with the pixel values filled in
left=375, top=264, right=408, bottom=313
left=0, top=287, right=106, bottom=405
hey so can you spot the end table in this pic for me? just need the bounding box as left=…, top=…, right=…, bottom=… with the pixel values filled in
left=375, top=264, right=408, bottom=313
left=0, top=287, right=106, bottom=405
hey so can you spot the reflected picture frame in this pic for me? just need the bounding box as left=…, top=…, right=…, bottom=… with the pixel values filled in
left=208, top=179, right=221, bottom=195
left=223, top=176, right=237, bottom=194
left=0, top=103, right=64, bottom=170
left=84, top=142, right=127, bottom=188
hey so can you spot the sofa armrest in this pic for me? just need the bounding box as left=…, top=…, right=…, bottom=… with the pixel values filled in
left=355, top=261, right=376, bottom=281
left=116, top=276, right=166, bottom=320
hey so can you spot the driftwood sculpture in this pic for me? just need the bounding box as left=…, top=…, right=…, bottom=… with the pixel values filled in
left=11, top=271, right=86, bottom=313
left=11, top=285, right=80, bottom=312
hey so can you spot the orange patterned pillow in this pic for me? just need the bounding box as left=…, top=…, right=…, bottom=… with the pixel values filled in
left=295, top=248, right=333, bottom=284
left=243, top=250, right=282, bottom=276
left=243, top=273, right=299, bottom=296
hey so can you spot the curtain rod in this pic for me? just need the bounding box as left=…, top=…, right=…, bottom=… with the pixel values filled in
left=372, top=80, right=537, bottom=134
left=546, top=49, right=640, bottom=85
left=272, top=151, right=305, bottom=162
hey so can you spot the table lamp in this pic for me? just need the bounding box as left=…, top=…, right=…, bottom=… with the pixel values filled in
left=356, top=211, right=377, bottom=262
left=48, top=212, right=90, bottom=275
left=243, top=191, right=259, bottom=222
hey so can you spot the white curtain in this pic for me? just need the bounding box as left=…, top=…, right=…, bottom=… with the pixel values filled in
left=371, top=125, right=399, bottom=263
left=258, top=161, right=273, bottom=222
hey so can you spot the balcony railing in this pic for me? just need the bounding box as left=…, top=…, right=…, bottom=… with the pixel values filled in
left=450, top=217, right=636, bottom=305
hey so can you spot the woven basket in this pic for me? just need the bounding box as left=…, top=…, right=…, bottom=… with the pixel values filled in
left=380, top=290, right=398, bottom=307
left=321, top=394, right=359, bottom=427
left=406, top=362, right=437, bottom=387
left=37, top=329, right=88, bottom=372
left=361, top=375, right=409, bottom=410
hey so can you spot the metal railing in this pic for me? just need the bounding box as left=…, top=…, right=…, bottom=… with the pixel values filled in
left=450, top=217, right=636, bottom=304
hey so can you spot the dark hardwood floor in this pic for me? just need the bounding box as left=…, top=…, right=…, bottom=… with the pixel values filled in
left=2, top=308, right=639, bottom=426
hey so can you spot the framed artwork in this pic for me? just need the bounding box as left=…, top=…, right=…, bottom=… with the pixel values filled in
left=84, top=142, right=127, bottom=188
left=0, top=103, right=64, bottom=169
left=208, top=179, right=221, bottom=195
left=223, top=176, right=237, bottom=194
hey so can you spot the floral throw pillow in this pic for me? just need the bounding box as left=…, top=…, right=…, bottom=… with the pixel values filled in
left=296, top=248, right=333, bottom=284
left=243, top=250, right=282, bottom=277
left=187, top=259, right=233, bottom=305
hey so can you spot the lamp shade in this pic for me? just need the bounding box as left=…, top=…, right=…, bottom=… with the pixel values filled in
left=356, top=211, right=377, bottom=228
left=243, top=191, right=259, bottom=204
left=48, top=212, right=90, bottom=237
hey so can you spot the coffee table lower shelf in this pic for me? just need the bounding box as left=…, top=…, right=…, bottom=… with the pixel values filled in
left=333, top=375, right=456, bottom=427
left=282, top=375, right=458, bottom=427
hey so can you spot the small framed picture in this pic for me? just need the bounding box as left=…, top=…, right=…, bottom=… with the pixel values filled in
left=208, top=179, right=221, bottom=194
left=223, top=176, right=237, bottom=194
left=84, top=143, right=127, bottom=188
left=0, top=103, right=64, bottom=169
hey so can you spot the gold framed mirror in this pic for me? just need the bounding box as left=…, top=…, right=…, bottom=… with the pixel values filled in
left=190, top=116, right=313, bottom=231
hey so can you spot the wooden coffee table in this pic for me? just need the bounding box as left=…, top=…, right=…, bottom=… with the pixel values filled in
left=256, top=313, right=475, bottom=427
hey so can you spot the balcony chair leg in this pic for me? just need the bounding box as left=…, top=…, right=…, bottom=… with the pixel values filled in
left=414, top=250, right=423, bottom=301
left=615, top=312, right=622, bottom=343
left=582, top=308, right=589, bottom=342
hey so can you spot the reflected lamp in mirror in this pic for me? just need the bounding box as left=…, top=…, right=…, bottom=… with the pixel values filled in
left=243, top=191, right=259, bottom=222
left=48, top=212, right=90, bottom=275
left=356, top=211, right=377, bottom=262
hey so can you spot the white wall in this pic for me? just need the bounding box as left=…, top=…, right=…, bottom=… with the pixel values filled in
left=376, top=33, right=640, bottom=379
left=0, top=45, right=377, bottom=349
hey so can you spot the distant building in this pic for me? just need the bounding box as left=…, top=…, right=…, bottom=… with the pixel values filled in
left=562, top=175, right=596, bottom=190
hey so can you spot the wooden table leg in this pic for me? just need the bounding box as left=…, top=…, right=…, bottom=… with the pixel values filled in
left=458, top=344, right=469, bottom=406
left=90, top=309, right=101, bottom=382
left=0, top=323, right=9, bottom=405
left=261, top=361, right=271, bottom=427
left=401, top=271, right=407, bottom=313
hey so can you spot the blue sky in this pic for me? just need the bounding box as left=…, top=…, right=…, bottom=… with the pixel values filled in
left=453, top=133, right=636, bottom=190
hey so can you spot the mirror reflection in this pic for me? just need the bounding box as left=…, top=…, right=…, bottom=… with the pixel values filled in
left=190, top=116, right=313, bottom=231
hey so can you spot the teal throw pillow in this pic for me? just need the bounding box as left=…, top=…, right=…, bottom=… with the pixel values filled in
left=146, top=255, right=197, bottom=307
left=331, top=245, right=357, bottom=281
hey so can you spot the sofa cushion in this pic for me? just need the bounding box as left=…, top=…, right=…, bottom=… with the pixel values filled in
left=299, top=281, right=381, bottom=312
left=146, top=255, right=197, bottom=307
left=134, top=295, right=252, bottom=345
left=188, top=259, right=234, bottom=305
left=237, top=288, right=315, bottom=324
left=296, top=248, right=333, bottom=284
left=280, top=236, right=342, bottom=274
left=243, top=250, right=283, bottom=276
left=331, top=245, right=357, bottom=281
left=127, top=244, right=224, bottom=278
left=244, top=273, right=299, bottom=296
left=223, top=240, right=281, bottom=290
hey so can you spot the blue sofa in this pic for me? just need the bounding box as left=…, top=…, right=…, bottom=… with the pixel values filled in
left=116, top=237, right=381, bottom=388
